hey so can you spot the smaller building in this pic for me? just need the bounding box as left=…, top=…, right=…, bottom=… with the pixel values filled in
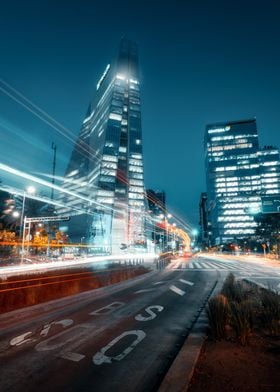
left=146, top=189, right=166, bottom=251
left=198, top=192, right=209, bottom=248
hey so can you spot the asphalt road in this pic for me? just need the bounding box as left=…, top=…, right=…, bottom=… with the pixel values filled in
left=0, top=255, right=279, bottom=392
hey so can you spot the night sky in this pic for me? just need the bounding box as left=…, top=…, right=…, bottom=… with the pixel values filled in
left=1, top=0, right=280, bottom=227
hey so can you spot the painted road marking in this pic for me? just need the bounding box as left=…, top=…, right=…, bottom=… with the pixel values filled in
left=35, top=324, right=90, bottom=359
left=134, top=288, right=156, bottom=294
left=135, top=305, right=164, bottom=321
left=10, top=332, right=33, bottom=346
left=169, top=285, right=186, bottom=296
left=60, top=351, right=85, bottom=362
left=189, top=263, right=194, bottom=269
left=89, top=302, right=124, bottom=316
left=93, top=330, right=146, bottom=365
left=40, top=319, right=74, bottom=337
left=179, top=279, right=194, bottom=286
left=152, top=281, right=165, bottom=285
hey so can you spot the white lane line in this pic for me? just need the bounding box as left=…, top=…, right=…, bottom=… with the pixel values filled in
left=134, top=288, right=156, bottom=294
left=188, top=263, right=194, bottom=269
left=179, top=279, right=194, bottom=286
left=277, top=283, right=280, bottom=288
left=153, top=281, right=165, bottom=286
left=169, top=285, right=186, bottom=296
left=194, top=262, right=202, bottom=269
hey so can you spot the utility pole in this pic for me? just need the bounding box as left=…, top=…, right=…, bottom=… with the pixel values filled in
left=51, top=142, right=57, bottom=201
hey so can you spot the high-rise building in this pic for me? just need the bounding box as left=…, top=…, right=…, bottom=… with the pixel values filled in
left=205, top=119, right=261, bottom=245
left=59, top=39, right=146, bottom=254
left=259, top=146, right=280, bottom=213
left=204, top=119, right=280, bottom=245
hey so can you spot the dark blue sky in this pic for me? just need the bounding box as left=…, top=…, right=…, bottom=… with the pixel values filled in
left=1, top=0, right=280, bottom=226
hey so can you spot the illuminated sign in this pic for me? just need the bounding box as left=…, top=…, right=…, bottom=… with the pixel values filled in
left=208, top=126, right=231, bottom=134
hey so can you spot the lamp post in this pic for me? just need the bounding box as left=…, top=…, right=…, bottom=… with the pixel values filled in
left=192, top=229, right=198, bottom=249
left=159, top=213, right=172, bottom=251
left=20, top=186, right=36, bottom=263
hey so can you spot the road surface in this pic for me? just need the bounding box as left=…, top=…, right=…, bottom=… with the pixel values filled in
left=0, top=255, right=279, bottom=392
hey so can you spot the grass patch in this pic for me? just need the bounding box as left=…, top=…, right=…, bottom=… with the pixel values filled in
left=207, top=273, right=280, bottom=345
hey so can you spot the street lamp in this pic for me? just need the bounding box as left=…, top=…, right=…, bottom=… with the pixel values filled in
left=192, top=229, right=198, bottom=249
left=12, top=211, right=20, bottom=218
left=20, top=186, right=36, bottom=263
left=172, top=223, right=177, bottom=250
left=159, top=213, right=172, bottom=251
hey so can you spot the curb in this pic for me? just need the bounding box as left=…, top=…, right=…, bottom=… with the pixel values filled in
left=158, top=278, right=224, bottom=392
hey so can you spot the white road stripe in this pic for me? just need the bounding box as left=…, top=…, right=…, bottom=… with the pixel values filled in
left=188, top=263, right=194, bottom=269
left=200, top=262, right=210, bottom=269
left=179, top=279, right=194, bottom=286
left=153, top=281, right=165, bottom=286
left=134, top=288, right=156, bottom=294
left=194, top=262, right=202, bottom=269
left=169, top=285, right=186, bottom=296
left=204, top=262, right=218, bottom=269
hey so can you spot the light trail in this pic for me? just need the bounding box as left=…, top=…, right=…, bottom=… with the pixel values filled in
left=0, top=252, right=158, bottom=276
left=0, top=78, right=194, bottom=234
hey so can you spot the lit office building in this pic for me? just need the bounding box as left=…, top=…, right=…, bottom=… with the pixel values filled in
left=259, top=146, right=280, bottom=213
left=59, top=39, right=146, bottom=253
left=205, top=119, right=262, bottom=245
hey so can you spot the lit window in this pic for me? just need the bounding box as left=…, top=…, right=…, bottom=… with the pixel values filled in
left=103, top=155, right=118, bottom=162
left=129, top=165, right=143, bottom=173
left=102, top=162, right=117, bottom=169
left=101, top=169, right=116, bottom=176
left=109, top=113, right=122, bottom=121
left=128, top=193, right=144, bottom=200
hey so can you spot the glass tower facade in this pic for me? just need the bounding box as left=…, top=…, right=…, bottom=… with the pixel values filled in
left=59, top=39, right=146, bottom=254
left=259, top=146, right=280, bottom=213
left=205, top=119, right=280, bottom=245
left=205, top=119, right=261, bottom=244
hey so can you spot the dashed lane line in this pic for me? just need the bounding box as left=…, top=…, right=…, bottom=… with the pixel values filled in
left=169, top=285, right=186, bottom=296
left=179, top=279, right=194, bottom=286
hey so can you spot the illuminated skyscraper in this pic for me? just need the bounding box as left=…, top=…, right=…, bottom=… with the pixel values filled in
left=205, top=119, right=280, bottom=245
left=59, top=39, right=146, bottom=253
left=259, top=146, right=280, bottom=213
left=205, top=119, right=261, bottom=245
